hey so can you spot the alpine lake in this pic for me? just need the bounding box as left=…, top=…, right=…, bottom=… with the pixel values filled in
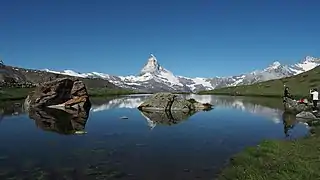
left=0, top=94, right=309, bottom=180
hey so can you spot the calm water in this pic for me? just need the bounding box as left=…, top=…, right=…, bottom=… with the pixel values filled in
left=0, top=95, right=309, bottom=180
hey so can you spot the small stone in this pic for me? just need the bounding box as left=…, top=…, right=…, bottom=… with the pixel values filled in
left=183, top=169, right=191, bottom=172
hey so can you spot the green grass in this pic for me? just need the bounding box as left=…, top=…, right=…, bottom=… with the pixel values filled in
left=218, top=132, right=320, bottom=180
left=0, top=87, right=146, bottom=101
left=199, top=66, right=320, bottom=98
left=0, top=87, right=35, bottom=101
left=217, top=117, right=320, bottom=180
left=87, top=88, right=146, bottom=97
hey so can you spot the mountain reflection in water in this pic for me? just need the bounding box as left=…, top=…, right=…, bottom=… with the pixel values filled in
left=0, top=95, right=288, bottom=129
left=90, top=94, right=285, bottom=124
left=0, top=95, right=310, bottom=180
left=0, top=95, right=304, bottom=134
left=140, top=109, right=199, bottom=130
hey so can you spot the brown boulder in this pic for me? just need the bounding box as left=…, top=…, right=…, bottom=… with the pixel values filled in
left=137, top=93, right=213, bottom=112
left=24, top=78, right=91, bottom=111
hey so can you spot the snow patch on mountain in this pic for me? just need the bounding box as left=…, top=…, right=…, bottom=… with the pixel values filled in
left=289, top=56, right=320, bottom=74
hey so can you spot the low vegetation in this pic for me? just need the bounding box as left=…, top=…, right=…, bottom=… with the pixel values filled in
left=199, top=66, right=320, bottom=99
left=218, top=121, right=320, bottom=180
left=0, top=87, right=145, bottom=101
left=87, top=88, right=146, bottom=97
left=0, top=87, right=35, bottom=101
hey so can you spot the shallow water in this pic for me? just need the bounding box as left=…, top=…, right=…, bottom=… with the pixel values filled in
left=0, top=95, right=309, bottom=180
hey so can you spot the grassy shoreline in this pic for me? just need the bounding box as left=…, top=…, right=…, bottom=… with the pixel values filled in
left=0, top=87, right=193, bottom=101
left=198, top=91, right=307, bottom=100
left=198, top=92, right=283, bottom=98
left=217, top=119, right=320, bottom=180
left=0, top=87, right=148, bottom=101
left=0, top=88, right=35, bottom=101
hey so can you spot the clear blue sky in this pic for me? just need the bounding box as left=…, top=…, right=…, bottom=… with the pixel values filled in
left=1, top=0, right=320, bottom=78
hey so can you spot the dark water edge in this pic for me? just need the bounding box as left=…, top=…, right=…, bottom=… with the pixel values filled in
left=0, top=95, right=309, bottom=180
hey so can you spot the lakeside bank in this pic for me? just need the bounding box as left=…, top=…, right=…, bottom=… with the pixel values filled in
left=0, top=87, right=146, bottom=101
left=217, top=118, right=320, bottom=180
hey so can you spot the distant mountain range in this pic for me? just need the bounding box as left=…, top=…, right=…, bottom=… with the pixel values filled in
left=0, top=63, right=117, bottom=89
left=43, top=55, right=320, bottom=92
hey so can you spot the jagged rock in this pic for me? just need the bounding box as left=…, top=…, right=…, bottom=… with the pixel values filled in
left=283, top=97, right=310, bottom=113
left=24, top=78, right=91, bottom=111
left=137, top=92, right=213, bottom=112
left=296, top=111, right=317, bottom=120
left=28, top=107, right=89, bottom=135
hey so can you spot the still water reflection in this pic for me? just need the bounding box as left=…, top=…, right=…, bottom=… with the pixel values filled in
left=0, top=95, right=309, bottom=180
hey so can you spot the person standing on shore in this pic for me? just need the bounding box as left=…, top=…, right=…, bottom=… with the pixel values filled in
left=310, top=88, right=319, bottom=112
left=283, top=86, right=292, bottom=102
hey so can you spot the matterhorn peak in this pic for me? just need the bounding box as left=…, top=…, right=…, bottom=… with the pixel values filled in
left=272, top=61, right=281, bottom=67
left=139, top=54, right=162, bottom=75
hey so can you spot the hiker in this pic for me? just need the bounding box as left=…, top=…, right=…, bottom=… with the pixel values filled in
left=283, top=87, right=292, bottom=102
left=310, top=88, right=319, bottom=111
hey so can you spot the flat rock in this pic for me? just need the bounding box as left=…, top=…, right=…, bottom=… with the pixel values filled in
left=296, top=111, right=317, bottom=120
left=137, top=92, right=212, bottom=112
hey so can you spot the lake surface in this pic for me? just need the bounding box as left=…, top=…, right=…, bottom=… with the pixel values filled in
left=0, top=95, right=309, bottom=180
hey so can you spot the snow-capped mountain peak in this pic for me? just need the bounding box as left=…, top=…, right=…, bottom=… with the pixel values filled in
left=270, top=61, right=281, bottom=68
left=289, top=56, right=320, bottom=74
left=265, top=61, right=282, bottom=71
left=304, top=56, right=319, bottom=63
left=140, top=54, right=163, bottom=75
left=41, top=55, right=320, bottom=93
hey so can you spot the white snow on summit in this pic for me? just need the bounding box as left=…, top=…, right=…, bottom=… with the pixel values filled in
left=140, top=54, right=161, bottom=75
left=289, top=56, right=320, bottom=74
left=265, top=61, right=281, bottom=70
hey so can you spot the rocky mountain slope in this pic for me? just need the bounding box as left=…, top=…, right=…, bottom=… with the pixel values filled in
left=44, top=55, right=320, bottom=93
left=0, top=63, right=117, bottom=89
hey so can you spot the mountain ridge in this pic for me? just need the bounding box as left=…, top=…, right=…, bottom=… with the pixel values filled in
left=3, top=55, right=320, bottom=92
left=200, top=65, right=320, bottom=98
left=44, top=54, right=320, bottom=92
left=0, top=64, right=118, bottom=89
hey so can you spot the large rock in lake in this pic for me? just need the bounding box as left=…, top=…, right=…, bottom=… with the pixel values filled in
left=137, top=92, right=213, bottom=112
left=24, top=78, right=91, bottom=111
